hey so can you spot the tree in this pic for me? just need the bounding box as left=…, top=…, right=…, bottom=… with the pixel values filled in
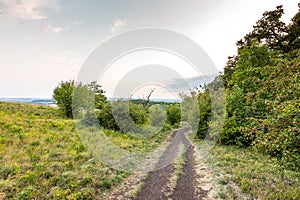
left=197, top=88, right=211, bottom=139
left=53, top=80, right=106, bottom=118
left=166, top=105, right=181, bottom=126
left=97, top=102, right=119, bottom=130
left=142, top=88, right=155, bottom=109
left=215, top=4, right=300, bottom=170
left=237, top=5, right=287, bottom=52
left=88, top=81, right=107, bottom=110
left=53, top=80, right=75, bottom=118
left=149, top=104, right=167, bottom=127
left=284, top=3, right=300, bottom=52
left=129, top=102, right=149, bottom=126
left=222, top=56, right=237, bottom=89
left=97, top=100, right=150, bottom=132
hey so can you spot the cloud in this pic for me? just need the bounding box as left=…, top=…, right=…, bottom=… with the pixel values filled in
left=0, top=0, right=60, bottom=20
left=43, top=21, right=83, bottom=35
left=110, top=19, right=127, bottom=33
left=165, top=75, right=217, bottom=92
left=43, top=23, right=64, bottom=34
left=100, top=19, right=127, bottom=42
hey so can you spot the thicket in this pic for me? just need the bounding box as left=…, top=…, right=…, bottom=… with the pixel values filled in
left=192, top=5, right=300, bottom=170
left=53, top=81, right=178, bottom=134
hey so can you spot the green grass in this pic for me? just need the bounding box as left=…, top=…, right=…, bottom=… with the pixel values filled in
left=102, top=124, right=173, bottom=153
left=0, top=102, right=173, bottom=199
left=203, top=143, right=300, bottom=200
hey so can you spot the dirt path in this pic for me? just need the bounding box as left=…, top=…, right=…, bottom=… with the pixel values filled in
left=109, top=128, right=218, bottom=200
left=134, top=128, right=190, bottom=200
left=171, top=146, right=208, bottom=200
left=134, top=128, right=209, bottom=200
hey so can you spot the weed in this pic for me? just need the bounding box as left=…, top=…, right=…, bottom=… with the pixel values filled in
left=217, top=177, right=229, bottom=185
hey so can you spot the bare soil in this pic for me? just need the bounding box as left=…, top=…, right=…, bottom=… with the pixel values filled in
left=171, top=147, right=208, bottom=200
left=109, top=128, right=219, bottom=200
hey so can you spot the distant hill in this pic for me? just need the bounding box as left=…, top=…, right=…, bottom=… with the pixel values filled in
left=0, top=98, right=55, bottom=106
left=0, top=97, right=179, bottom=107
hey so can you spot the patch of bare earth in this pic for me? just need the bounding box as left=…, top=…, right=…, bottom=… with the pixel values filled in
left=134, top=128, right=190, bottom=200
left=108, top=128, right=239, bottom=199
left=193, top=147, right=219, bottom=200
left=108, top=129, right=179, bottom=199
left=171, top=146, right=209, bottom=200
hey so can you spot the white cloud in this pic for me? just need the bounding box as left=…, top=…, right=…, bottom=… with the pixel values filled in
left=0, top=0, right=60, bottom=20
left=43, top=21, right=82, bottom=35
left=50, top=26, right=63, bottom=34
left=43, top=23, right=64, bottom=34
left=110, top=19, right=127, bottom=33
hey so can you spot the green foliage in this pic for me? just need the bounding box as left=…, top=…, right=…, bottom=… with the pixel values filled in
left=222, top=46, right=300, bottom=170
left=189, top=5, right=300, bottom=171
left=96, top=100, right=150, bottom=132
left=237, top=5, right=287, bottom=52
left=197, top=88, right=211, bottom=139
left=236, top=4, right=300, bottom=53
left=180, top=91, right=199, bottom=132
left=97, top=102, right=119, bottom=130
left=148, top=104, right=166, bottom=127
left=180, top=76, right=225, bottom=140
left=166, top=105, right=181, bottom=126
left=53, top=80, right=75, bottom=118
left=285, top=5, right=300, bottom=52
left=128, top=102, right=149, bottom=126
left=53, top=80, right=106, bottom=118
left=222, top=42, right=280, bottom=146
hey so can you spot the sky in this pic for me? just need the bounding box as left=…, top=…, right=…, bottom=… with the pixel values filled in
left=0, top=0, right=299, bottom=99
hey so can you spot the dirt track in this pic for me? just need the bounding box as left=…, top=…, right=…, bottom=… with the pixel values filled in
left=109, top=128, right=217, bottom=200
left=134, top=128, right=209, bottom=200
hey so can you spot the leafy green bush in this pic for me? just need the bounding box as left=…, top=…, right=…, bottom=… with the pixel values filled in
left=190, top=5, right=300, bottom=171
left=148, top=104, right=167, bottom=127
left=197, top=88, right=211, bottom=139
left=128, top=102, right=149, bottom=126
left=53, top=80, right=106, bottom=118
left=166, top=105, right=181, bottom=126
left=96, top=100, right=150, bottom=132
left=53, top=80, right=75, bottom=118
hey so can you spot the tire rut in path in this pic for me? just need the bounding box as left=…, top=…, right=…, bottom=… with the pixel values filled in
left=134, top=128, right=190, bottom=200
left=171, top=146, right=208, bottom=200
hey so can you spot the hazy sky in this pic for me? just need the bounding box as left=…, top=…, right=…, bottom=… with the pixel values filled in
left=0, top=0, right=299, bottom=98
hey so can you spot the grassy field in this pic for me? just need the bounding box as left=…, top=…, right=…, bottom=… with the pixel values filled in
left=0, top=102, right=172, bottom=199
left=1, top=102, right=299, bottom=199
left=199, top=140, right=300, bottom=199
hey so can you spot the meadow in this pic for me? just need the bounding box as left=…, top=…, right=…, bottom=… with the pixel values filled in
left=0, top=102, right=172, bottom=199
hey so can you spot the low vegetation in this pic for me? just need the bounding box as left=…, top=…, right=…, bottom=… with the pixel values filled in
left=204, top=144, right=300, bottom=199
left=0, top=102, right=173, bottom=199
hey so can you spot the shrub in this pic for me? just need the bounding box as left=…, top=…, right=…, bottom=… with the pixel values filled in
left=149, top=104, right=167, bottom=127
left=166, top=105, right=181, bottom=126
left=53, top=81, right=106, bottom=118
left=96, top=100, right=149, bottom=132
left=53, top=80, right=75, bottom=118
